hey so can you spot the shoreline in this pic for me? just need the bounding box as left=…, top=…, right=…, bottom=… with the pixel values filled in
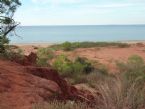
left=11, top=42, right=55, bottom=47
left=10, top=40, right=145, bottom=46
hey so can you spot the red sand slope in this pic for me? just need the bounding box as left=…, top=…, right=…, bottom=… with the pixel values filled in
left=0, top=59, right=95, bottom=109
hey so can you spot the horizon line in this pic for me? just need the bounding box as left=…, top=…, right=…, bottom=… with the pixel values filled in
left=18, top=24, right=145, bottom=26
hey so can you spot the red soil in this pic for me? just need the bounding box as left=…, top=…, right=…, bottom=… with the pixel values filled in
left=0, top=57, right=95, bottom=109
left=18, top=43, right=145, bottom=73
left=59, top=44, right=145, bottom=73
left=17, top=43, right=145, bottom=73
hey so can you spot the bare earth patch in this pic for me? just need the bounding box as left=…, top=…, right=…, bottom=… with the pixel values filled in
left=0, top=59, right=94, bottom=109
left=55, top=44, right=145, bottom=73
left=17, top=43, right=145, bottom=73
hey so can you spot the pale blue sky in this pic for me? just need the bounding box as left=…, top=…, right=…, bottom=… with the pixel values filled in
left=14, top=0, right=145, bottom=25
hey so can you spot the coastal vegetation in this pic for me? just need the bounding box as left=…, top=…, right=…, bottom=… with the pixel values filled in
left=19, top=41, right=140, bottom=108
left=0, top=45, right=24, bottom=61
left=0, top=1, right=145, bottom=109
left=33, top=55, right=145, bottom=109
left=1, top=44, right=145, bottom=109
left=36, top=47, right=55, bottom=67
left=0, top=36, right=145, bottom=109
left=50, top=41, right=130, bottom=51
left=52, top=55, right=94, bottom=84
left=31, top=44, right=145, bottom=109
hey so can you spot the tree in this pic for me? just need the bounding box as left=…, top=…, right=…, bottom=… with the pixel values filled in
left=0, top=0, right=21, bottom=52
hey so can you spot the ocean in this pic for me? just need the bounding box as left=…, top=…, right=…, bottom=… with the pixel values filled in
left=9, top=25, right=145, bottom=44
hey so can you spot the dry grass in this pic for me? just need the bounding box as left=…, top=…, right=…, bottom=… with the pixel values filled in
left=95, top=76, right=145, bottom=109
left=33, top=55, right=145, bottom=109
left=32, top=101, right=91, bottom=109
left=33, top=73, right=145, bottom=109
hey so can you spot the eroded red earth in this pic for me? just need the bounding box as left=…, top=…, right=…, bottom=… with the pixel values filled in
left=55, top=44, right=145, bottom=73
left=0, top=56, right=95, bottom=109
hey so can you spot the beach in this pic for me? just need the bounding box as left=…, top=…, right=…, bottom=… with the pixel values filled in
left=1, top=0, right=145, bottom=108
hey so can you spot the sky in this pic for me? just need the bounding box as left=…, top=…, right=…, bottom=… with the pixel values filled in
left=14, top=0, right=145, bottom=25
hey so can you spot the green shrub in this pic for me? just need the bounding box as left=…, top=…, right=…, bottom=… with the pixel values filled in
left=52, top=55, right=74, bottom=77
left=15, top=48, right=24, bottom=60
left=72, top=61, right=84, bottom=74
left=36, top=48, right=54, bottom=67
left=74, top=57, right=94, bottom=74
left=117, top=43, right=130, bottom=48
left=61, top=41, right=72, bottom=51
left=116, top=55, right=145, bottom=83
left=128, top=55, right=145, bottom=70
left=116, top=55, right=145, bottom=73
left=50, top=42, right=130, bottom=51
left=52, top=56, right=94, bottom=78
left=33, top=55, right=145, bottom=109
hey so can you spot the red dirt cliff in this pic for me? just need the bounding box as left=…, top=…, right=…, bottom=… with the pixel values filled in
left=0, top=57, right=95, bottom=109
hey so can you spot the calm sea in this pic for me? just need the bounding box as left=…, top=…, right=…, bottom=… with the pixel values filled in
left=9, top=25, right=145, bottom=44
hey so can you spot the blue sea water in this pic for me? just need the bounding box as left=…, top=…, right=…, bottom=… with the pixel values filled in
left=9, top=25, right=145, bottom=44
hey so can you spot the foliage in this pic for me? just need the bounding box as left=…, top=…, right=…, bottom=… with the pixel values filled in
left=52, top=55, right=74, bottom=77
left=0, top=0, right=21, bottom=52
left=33, top=55, right=145, bottom=109
left=36, top=47, right=54, bottom=67
left=74, top=57, right=94, bottom=74
left=116, top=55, right=145, bottom=83
left=83, top=55, right=145, bottom=109
left=50, top=41, right=130, bottom=51
left=33, top=72, right=145, bottom=109
left=95, top=75, right=145, bottom=109
left=62, top=41, right=72, bottom=51
left=0, top=47, right=24, bottom=60
left=52, top=55, right=94, bottom=77
left=33, top=101, right=91, bottom=109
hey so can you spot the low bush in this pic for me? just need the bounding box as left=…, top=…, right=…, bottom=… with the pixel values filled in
left=116, top=55, right=145, bottom=83
left=0, top=47, right=24, bottom=61
left=74, top=57, right=94, bottom=74
left=85, top=55, right=145, bottom=109
left=52, top=55, right=94, bottom=78
left=50, top=41, right=130, bottom=51
left=61, top=41, right=72, bottom=51
left=33, top=71, right=145, bottom=109
left=33, top=55, right=145, bottom=109
left=36, top=47, right=55, bottom=67
left=52, top=55, right=74, bottom=77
